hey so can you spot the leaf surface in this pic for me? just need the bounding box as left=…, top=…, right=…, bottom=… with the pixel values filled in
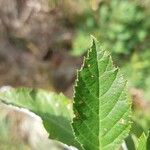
left=137, top=133, right=147, bottom=150
left=137, top=131, right=150, bottom=150
left=72, top=38, right=131, bottom=150
left=0, top=88, right=80, bottom=148
left=147, top=131, right=150, bottom=150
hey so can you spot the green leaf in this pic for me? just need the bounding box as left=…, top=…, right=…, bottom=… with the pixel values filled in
left=136, top=131, right=150, bottom=150
left=125, top=135, right=136, bottom=150
left=72, top=37, right=131, bottom=150
left=137, top=133, right=147, bottom=150
left=0, top=88, right=80, bottom=148
left=124, top=132, right=150, bottom=150
left=147, top=131, right=150, bottom=150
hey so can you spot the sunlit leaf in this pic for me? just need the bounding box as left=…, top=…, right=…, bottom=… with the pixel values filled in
left=72, top=37, right=131, bottom=150
left=0, top=88, right=80, bottom=148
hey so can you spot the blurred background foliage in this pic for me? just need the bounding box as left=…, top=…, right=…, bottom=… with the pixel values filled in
left=0, top=0, right=150, bottom=149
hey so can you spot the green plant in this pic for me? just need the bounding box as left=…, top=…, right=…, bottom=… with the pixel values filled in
left=0, top=37, right=149, bottom=149
left=122, top=50, right=150, bottom=99
left=72, top=38, right=131, bottom=149
left=72, top=0, right=150, bottom=56
left=98, top=0, right=149, bottom=55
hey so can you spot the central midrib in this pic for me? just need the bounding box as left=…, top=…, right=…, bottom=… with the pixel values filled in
left=95, top=47, right=101, bottom=150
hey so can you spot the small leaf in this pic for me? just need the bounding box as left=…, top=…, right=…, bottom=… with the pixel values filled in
left=125, top=135, right=136, bottom=150
left=72, top=37, right=131, bottom=150
left=0, top=88, right=80, bottom=148
left=137, top=133, right=147, bottom=150
left=137, top=131, right=150, bottom=150
left=147, top=131, right=150, bottom=150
